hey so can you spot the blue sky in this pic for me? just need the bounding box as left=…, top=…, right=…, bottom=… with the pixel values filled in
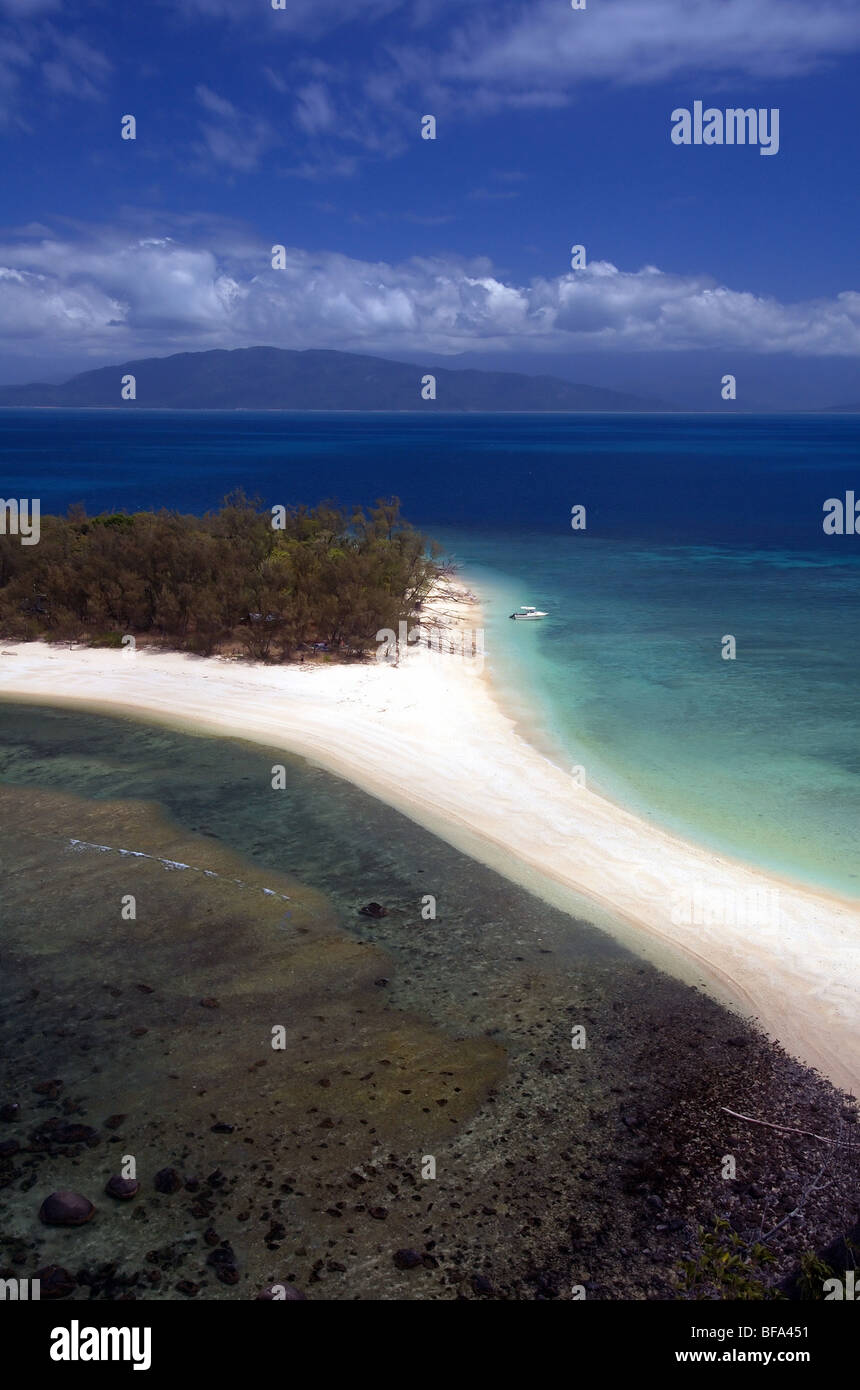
left=0, top=0, right=859, bottom=405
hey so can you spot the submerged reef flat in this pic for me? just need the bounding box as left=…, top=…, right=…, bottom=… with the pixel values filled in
left=0, top=780, right=856, bottom=1300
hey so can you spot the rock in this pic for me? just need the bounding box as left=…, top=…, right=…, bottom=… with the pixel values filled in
left=200, top=997, right=220, bottom=1009
left=256, top=1283, right=307, bottom=1300
left=39, top=1191, right=96, bottom=1226
left=34, top=1265, right=77, bottom=1299
left=393, top=1248, right=422, bottom=1270
left=104, top=1114, right=126, bottom=1131
left=217, top=1265, right=239, bottom=1285
left=368, top=1206, right=388, bottom=1220
left=203, top=1228, right=220, bottom=1247
left=33, top=1079, right=63, bottom=1098
left=359, top=902, right=387, bottom=919
left=211, top=1122, right=234, bottom=1134
left=0, top=1139, right=20, bottom=1158
left=374, top=978, right=389, bottom=987
left=206, top=1245, right=237, bottom=1268
left=105, top=1176, right=140, bottom=1200
left=30, top=1121, right=99, bottom=1149
left=471, top=1274, right=494, bottom=1296
left=154, top=1167, right=182, bottom=1194
left=175, top=1280, right=200, bottom=1297
left=0, top=1103, right=20, bottom=1122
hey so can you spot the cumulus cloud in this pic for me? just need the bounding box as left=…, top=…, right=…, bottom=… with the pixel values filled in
left=0, top=230, right=857, bottom=361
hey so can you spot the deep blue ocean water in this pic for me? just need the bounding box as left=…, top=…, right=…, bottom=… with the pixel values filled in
left=1, top=408, right=858, bottom=896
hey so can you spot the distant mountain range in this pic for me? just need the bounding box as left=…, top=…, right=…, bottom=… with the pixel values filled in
left=0, top=346, right=667, bottom=412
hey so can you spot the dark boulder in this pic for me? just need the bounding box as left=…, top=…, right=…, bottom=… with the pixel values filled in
left=393, top=1249, right=423, bottom=1270
left=154, top=1167, right=182, bottom=1194
left=105, top=1175, right=140, bottom=1200
left=39, top=1191, right=95, bottom=1226
left=34, top=1265, right=77, bottom=1299
left=33, top=1079, right=63, bottom=1098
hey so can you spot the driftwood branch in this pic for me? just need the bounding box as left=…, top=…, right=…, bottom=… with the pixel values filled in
left=758, top=1167, right=832, bottom=1245
left=720, top=1107, right=852, bottom=1147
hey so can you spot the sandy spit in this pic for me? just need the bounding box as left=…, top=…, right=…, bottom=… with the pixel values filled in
left=1, top=583, right=857, bottom=1097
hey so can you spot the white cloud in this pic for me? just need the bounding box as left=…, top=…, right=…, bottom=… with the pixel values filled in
left=195, top=84, right=237, bottom=118
left=442, top=0, right=860, bottom=98
left=151, top=1, right=860, bottom=161
left=294, top=82, right=336, bottom=134
left=193, top=85, right=276, bottom=171
left=0, top=231, right=858, bottom=361
left=0, top=0, right=59, bottom=13
left=0, top=16, right=111, bottom=125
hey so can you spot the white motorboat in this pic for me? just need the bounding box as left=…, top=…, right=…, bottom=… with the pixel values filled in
left=509, top=605, right=548, bottom=620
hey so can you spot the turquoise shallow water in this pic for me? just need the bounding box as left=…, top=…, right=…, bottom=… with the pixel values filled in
left=437, top=530, right=860, bottom=901
left=0, top=408, right=857, bottom=899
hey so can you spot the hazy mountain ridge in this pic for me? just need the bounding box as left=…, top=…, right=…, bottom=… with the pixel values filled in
left=0, top=346, right=668, bottom=412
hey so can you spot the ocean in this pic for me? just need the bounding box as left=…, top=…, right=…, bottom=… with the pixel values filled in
left=1, top=407, right=858, bottom=897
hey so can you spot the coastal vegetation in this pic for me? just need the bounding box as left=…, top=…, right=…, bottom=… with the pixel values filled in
left=0, top=492, right=441, bottom=659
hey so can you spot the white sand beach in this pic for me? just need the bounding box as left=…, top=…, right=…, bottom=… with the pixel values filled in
left=1, top=582, right=858, bottom=1097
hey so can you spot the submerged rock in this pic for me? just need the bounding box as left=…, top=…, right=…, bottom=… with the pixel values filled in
left=154, top=1167, right=182, bottom=1194
left=30, top=1120, right=99, bottom=1149
left=105, top=1175, right=140, bottom=1200
left=32, top=1079, right=63, bottom=1098
left=393, top=1249, right=423, bottom=1270
left=359, top=902, right=387, bottom=919
left=34, top=1265, right=77, bottom=1299
left=39, top=1191, right=95, bottom=1226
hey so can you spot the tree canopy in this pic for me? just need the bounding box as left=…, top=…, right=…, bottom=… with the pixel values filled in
left=0, top=492, right=442, bottom=660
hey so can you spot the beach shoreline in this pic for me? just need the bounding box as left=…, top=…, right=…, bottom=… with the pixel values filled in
left=1, top=579, right=858, bottom=1098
